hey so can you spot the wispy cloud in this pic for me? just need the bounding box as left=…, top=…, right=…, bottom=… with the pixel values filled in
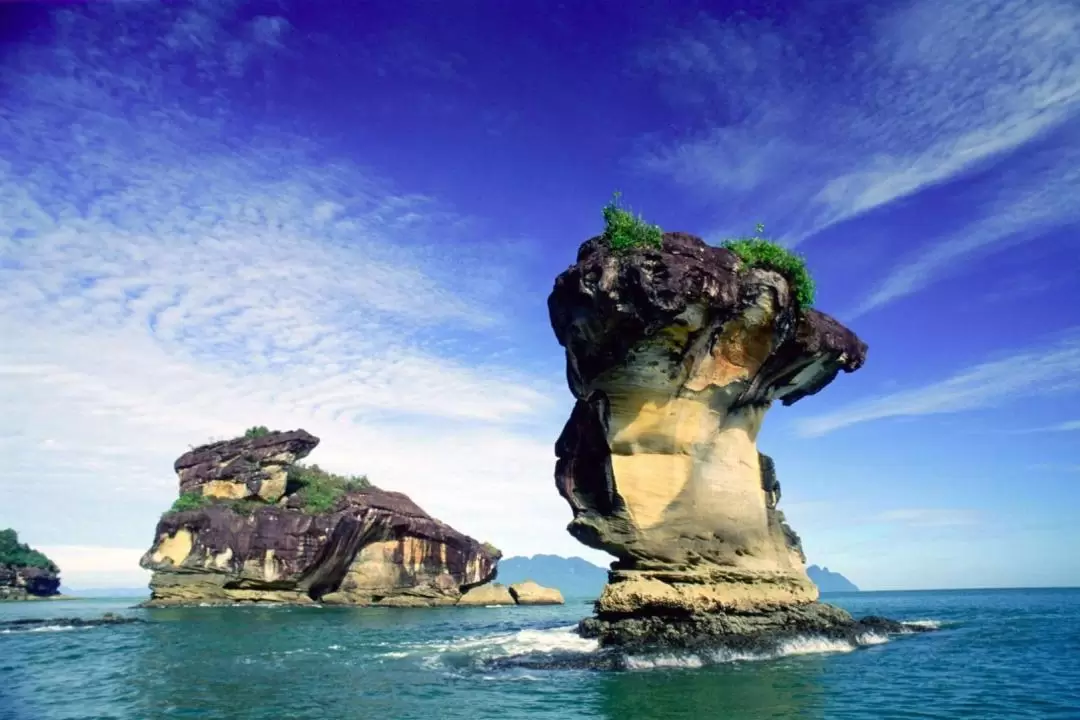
left=846, top=141, right=1080, bottom=318
left=0, top=2, right=596, bottom=571
left=639, top=0, right=1080, bottom=305
left=875, top=509, right=979, bottom=528
left=796, top=333, right=1080, bottom=436
left=1007, top=420, right=1080, bottom=434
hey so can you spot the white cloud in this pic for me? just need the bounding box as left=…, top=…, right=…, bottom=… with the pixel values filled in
left=36, top=546, right=151, bottom=589
left=875, top=509, right=979, bottom=528
left=0, top=2, right=611, bottom=576
left=796, top=333, right=1080, bottom=436
left=639, top=0, right=1080, bottom=278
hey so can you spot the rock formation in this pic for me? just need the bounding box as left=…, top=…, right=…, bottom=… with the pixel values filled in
left=0, top=529, right=61, bottom=600
left=508, top=581, right=565, bottom=605
left=175, top=430, right=319, bottom=503
left=547, top=231, right=920, bottom=649
left=140, top=430, right=500, bottom=606
left=458, top=583, right=517, bottom=606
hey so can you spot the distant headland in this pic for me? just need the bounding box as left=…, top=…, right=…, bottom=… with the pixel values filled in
left=0, top=529, right=62, bottom=601
left=807, top=565, right=860, bottom=593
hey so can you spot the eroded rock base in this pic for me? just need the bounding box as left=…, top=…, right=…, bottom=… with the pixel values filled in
left=578, top=602, right=928, bottom=653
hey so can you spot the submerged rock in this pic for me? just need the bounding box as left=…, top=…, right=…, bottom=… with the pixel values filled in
left=546, top=231, right=908, bottom=648
left=0, top=614, right=143, bottom=631
left=140, top=430, right=500, bottom=607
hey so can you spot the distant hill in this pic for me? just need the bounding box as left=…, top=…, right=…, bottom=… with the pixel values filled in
left=807, top=565, right=859, bottom=592
left=496, top=554, right=608, bottom=598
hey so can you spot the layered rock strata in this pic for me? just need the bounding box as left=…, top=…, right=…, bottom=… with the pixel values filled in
left=175, top=429, right=319, bottom=503
left=140, top=430, right=499, bottom=606
left=548, top=232, right=912, bottom=648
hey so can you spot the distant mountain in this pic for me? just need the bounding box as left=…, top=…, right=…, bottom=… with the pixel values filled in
left=497, top=554, right=608, bottom=599
left=806, top=565, right=859, bottom=593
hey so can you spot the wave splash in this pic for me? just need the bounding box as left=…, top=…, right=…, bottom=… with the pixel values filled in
left=622, top=632, right=892, bottom=670
left=390, top=621, right=932, bottom=673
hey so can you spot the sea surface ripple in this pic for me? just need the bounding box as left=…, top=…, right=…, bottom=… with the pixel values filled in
left=1, top=588, right=1078, bottom=720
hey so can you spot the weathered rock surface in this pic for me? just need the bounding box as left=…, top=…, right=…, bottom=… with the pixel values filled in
left=175, top=429, right=319, bottom=503
left=141, top=430, right=499, bottom=606
left=509, top=581, right=565, bottom=605
left=458, top=583, right=516, bottom=606
left=0, top=565, right=61, bottom=600
left=547, top=232, right=885, bottom=647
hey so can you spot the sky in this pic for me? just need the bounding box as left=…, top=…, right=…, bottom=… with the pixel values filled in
left=0, top=0, right=1077, bottom=591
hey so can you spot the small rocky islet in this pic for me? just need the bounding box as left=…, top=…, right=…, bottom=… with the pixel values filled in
left=545, top=227, right=934, bottom=653
left=139, top=429, right=563, bottom=608
left=0, top=529, right=62, bottom=601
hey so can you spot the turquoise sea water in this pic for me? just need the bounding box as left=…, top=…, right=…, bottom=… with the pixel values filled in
left=2, top=588, right=1078, bottom=720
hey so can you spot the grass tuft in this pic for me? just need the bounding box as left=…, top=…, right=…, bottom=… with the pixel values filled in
left=601, top=191, right=663, bottom=252
left=721, top=223, right=816, bottom=309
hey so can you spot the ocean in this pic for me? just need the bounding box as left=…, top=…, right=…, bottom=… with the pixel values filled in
left=1, top=588, right=1078, bottom=720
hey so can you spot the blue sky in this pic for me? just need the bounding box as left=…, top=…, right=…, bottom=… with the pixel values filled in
left=0, top=0, right=1077, bottom=590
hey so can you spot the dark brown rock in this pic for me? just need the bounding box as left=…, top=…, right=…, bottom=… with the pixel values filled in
left=0, top=566, right=61, bottom=600
left=174, top=429, right=319, bottom=502
left=548, top=232, right=866, bottom=403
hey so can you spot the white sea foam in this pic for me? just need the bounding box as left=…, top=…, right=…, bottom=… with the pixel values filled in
left=0, top=624, right=83, bottom=634
left=856, top=632, right=890, bottom=645
left=401, top=625, right=598, bottom=666
left=624, top=653, right=707, bottom=670
left=435, top=625, right=599, bottom=657
left=623, top=632, right=890, bottom=670
left=902, top=619, right=942, bottom=630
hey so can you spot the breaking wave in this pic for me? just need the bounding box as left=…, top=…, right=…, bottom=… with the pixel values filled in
left=622, top=632, right=891, bottom=670
left=381, top=625, right=598, bottom=663
left=0, top=624, right=85, bottom=635
left=378, top=623, right=922, bottom=673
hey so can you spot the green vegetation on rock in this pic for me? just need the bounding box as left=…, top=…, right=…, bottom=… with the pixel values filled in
left=721, top=224, right=816, bottom=309
left=169, top=492, right=213, bottom=513
left=601, top=191, right=663, bottom=253
left=482, top=542, right=501, bottom=557
left=287, top=464, right=372, bottom=514
left=244, top=425, right=272, bottom=439
left=0, top=529, right=57, bottom=570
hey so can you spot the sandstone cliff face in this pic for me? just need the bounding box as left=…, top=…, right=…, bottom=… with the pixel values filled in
left=140, top=430, right=499, bottom=606
left=548, top=232, right=866, bottom=619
